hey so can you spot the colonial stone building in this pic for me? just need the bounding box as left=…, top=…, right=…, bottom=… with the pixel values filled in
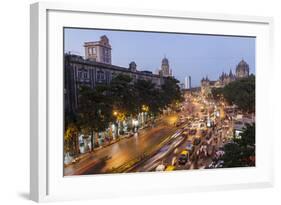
left=201, top=76, right=220, bottom=96
left=84, top=35, right=112, bottom=64
left=64, top=45, right=166, bottom=115
left=219, top=69, right=235, bottom=85
left=158, top=56, right=172, bottom=77
left=201, top=59, right=251, bottom=96
left=235, top=59, right=249, bottom=79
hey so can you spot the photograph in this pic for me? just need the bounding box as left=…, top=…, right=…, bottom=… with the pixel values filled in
left=63, top=28, right=255, bottom=176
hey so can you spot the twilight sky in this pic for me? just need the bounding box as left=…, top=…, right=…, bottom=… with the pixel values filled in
left=64, top=28, right=255, bottom=87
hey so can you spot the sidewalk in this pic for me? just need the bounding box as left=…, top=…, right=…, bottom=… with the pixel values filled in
left=64, top=117, right=165, bottom=167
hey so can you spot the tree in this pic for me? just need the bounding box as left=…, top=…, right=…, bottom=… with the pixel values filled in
left=211, top=87, right=223, bottom=101
left=221, top=142, right=244, bottom=167
left=78, top=85, right=113, bottom=151
left=234, top=123, right=255, bottom=165
left=221, top=123, right=255, bottom=167
left=161, top=77, right=183, bottom=108
left=64, top=104, right=79, bottom=155
left=212, top=75, right=255, bottom=113
left=64, top=123, right=79, bottom=156
left=110, top=74, right=138, bottom=116
left=234, top=123, right=255, bottom=148
left=134, top=79, right=162, bottom=115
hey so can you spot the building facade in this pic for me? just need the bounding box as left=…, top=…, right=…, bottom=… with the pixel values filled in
left=84, top=35, right=112, bottom=64
left=65, top=35, right=168, bottom=115
left=201, top=59, right=251, bottom=96
left=159, top=57, right=172, bottom=77
left=235, top=59, right=249, bottom=79
left=184, top=76, right=192, bottom=89
left=64, top=54, right=165, bottom=115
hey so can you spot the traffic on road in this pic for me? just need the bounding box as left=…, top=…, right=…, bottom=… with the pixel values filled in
left=64, top=91, right=236, bottom=175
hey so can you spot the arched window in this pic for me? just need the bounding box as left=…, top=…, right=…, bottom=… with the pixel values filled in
left=88, top=48, right=92, bottom=55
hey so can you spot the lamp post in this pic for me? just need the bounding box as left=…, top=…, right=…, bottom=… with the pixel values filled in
left=113, top=110, right=125, bottom=136
left=141, top=105, right=149, bottom=126
left=132, top=119, right=139, bottom=133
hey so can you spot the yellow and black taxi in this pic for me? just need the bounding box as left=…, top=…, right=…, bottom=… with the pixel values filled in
left=165, top=165, right=176, bottom=171
left=178, top=150, right=189, bottom=165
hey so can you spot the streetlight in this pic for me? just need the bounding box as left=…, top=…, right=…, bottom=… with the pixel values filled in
left=113, top=110, right=118, bottom=116
left=112, top=110, right=125, bottom=136
left=141, top=105, right=149, bottom=125
left=132, top=119, right=139, bottom=133
left=141, top=104, right=149, bottom=112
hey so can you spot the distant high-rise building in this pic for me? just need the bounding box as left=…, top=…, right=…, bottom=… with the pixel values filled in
left=184, top=76, right=192, bottom=89
left=84, top=35, right=112, bottom=64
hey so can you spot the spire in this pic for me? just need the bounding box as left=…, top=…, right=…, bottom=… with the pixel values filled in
left=229, top=68, right=233, bottom=77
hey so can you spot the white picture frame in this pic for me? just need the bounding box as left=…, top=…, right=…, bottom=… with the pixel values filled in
left=30, top=2, right=274, bottom=202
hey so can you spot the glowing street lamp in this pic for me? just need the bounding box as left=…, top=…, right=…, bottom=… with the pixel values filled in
left=141, top=105, right=149, bottom=112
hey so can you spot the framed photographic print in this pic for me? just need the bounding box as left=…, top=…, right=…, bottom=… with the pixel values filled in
left=30, top=2, right=274, bottom=202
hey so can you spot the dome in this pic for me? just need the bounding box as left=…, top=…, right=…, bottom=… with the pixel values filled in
left=129, top=61, right=136, bottom=66
left=236, top=59, right=249, bottom=72
left=129, top=61, right=137, bottom=71
left=162, top=57, right=169, bottom=65
left=238, top=59, right=248, bottom=67
left=236, top=59, right=250, bottom=78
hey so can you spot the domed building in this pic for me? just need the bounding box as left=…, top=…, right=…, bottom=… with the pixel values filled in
left=200, top=59, right=251, bottom=96
left=219, top=69, right=236, bottom=85
left=236, top=59, right=249, bottom=79
left=159, top=56, right=172, bottom=77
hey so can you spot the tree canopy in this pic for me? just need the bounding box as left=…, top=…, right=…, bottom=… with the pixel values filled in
left=212, top=75, right=255, bottom=113
left=64, top=73, right=183, bottom=153
left=221, top=123, right=255, bottom=167
left=77, top=85, right=113, bottom=150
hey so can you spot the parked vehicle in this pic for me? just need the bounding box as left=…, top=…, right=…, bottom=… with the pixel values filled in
left=207, top=145, right=214, bottom=156
left=193, top=137, right=201, bottom=145
left=155, top=164, right=166, bottom=171
left=178, top=150, right=189, bottom=165
left=189, top=129, right=197, bottom=135
left=165, top=165, right=175, bottom=171
left=185, top=142, right=194, bottom=154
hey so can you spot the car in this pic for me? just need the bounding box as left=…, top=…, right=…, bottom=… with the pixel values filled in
left=178, top=150, right=189, bottom=165
left=165, top=165, right=176, bottom=171
left=185, top=142, right=194, bottom=153
left=200, top=130, right=207, bottom=136
left=193, top=137, right=201, bottom=145
left=215, top=150, right=225, bottom=159
left=180, top=118, right=186, bottom=123
left=215, top=160, right=224, bottom=168
left=181, top=131, right=188, bottom=137
left=155, top=164, right=166, bottom=171
left=175, top=121, right=183, bottom=127
left=205, top=132, right=212, bottom=140
left=189, top=129, right=197, bottom=135
left=207, top=145, right=214, bottom=156
left=208, top=159, right=224, bottom=168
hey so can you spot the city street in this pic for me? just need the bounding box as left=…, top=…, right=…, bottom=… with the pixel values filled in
left=130, top=93, right=233, bottom=172
left=64, top=113, right=179, bottom=175
left=64, top=91, right=234, bottom=175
